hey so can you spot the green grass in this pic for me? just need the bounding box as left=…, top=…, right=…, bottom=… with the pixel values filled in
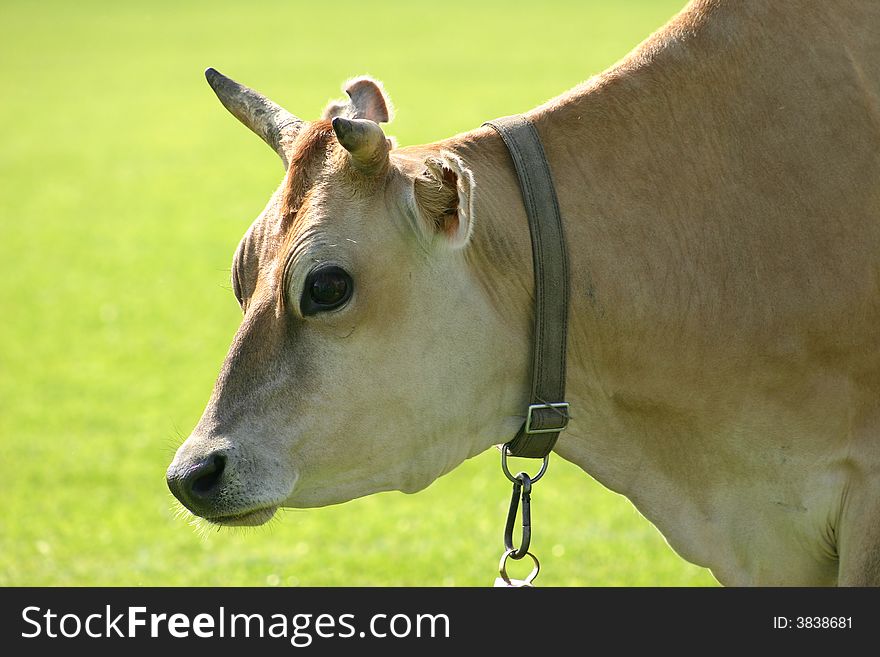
left=0, top=0, right=716, bottom=586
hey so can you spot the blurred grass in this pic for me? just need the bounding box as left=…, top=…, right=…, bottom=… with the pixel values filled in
left=0, top=0, right=716, bottom=586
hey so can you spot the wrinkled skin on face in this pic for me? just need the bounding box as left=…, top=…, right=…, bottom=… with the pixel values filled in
left=166, top=74, right=528, bottom=525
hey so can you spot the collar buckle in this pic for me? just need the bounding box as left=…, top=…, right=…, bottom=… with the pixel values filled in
left=524, top=402, right=570, bottom=435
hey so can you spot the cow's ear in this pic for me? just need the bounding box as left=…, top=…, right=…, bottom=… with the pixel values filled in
left=323, top=76, right=393, bottom=123
left=412, top=153, right=475, bottom=250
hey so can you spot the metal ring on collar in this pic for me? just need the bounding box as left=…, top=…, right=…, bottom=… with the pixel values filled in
left=498, top=549, right=540, bottom=586
left=501, top=444, right=549, bottom=484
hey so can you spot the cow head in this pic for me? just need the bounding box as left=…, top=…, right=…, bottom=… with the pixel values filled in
left=166, top=70, right=528, bottom=525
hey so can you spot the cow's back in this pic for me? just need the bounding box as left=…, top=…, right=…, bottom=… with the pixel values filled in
left=534, top=0, right=880, bottom=381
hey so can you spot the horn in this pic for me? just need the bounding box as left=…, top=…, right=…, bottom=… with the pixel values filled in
left=205, top=67, right=303, bottom=168
left=331, top=117, right=389, bottom=174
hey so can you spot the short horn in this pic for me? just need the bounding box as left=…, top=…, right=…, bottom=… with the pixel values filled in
left=331, top=117, right=389, bottom=174
left=205, top=67, right=303, bottom=168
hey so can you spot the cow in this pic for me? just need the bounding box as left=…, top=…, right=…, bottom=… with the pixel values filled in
left=167, top=0, right=880, bottom=585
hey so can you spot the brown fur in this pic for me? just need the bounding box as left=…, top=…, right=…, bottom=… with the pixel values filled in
left=280, top=119, right=336, bottom=227
left=445, top=0, right=880, bottom=584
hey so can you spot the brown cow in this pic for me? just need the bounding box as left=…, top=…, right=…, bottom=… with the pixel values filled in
left=168, top=0, right=880, bottom=585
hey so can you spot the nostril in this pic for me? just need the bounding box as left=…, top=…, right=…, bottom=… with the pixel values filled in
left=190, top=453, right=226, bottom=497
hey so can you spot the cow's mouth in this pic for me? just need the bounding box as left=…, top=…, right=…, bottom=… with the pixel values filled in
left=204, top=506, right=278, bottom=527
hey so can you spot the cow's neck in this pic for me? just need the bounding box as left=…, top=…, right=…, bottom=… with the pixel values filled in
left=444, top=2, right=723, bottom=512
left=446, top=114, right=718, bottom=577
left=448, top=121, right=666, bottom=528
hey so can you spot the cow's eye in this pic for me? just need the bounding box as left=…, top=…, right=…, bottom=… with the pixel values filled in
left=301, top=265, right=353, bottom=315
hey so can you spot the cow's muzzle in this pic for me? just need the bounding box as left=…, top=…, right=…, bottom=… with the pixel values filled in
left=166, top=451, right=227, bottom=516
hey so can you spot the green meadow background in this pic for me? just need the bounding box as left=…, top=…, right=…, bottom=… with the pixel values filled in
left=0, top=0, right=716, bottom=586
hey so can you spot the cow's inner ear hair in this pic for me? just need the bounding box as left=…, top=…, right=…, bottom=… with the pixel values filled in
left=414, top=159, right=460, bottom=237
left=411, top=153, right=475, bottom=250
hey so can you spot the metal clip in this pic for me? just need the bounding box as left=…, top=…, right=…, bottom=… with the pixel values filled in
left=503, top=472, right=532, bottom=559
